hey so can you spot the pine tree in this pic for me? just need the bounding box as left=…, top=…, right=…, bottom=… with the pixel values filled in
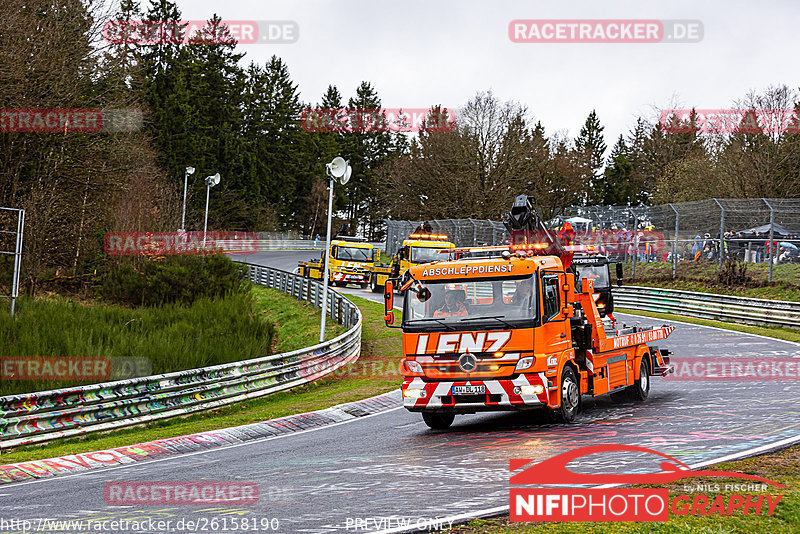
left=242, top=56, right=306, bottom=229
left=574, top=110, right=607, bottom=204
left=340, top=82, right=398, bottom=239
left=602, top=136, right=637, bottom=206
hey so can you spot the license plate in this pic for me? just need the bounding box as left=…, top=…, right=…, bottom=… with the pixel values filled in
left=452, top=385, right=486, bottom=395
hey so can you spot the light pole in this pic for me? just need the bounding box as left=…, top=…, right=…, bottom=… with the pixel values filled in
left=180, top=166, right=195, bottom=231
left=319, top=157, right=352, bottom=342
left=203, top=173, right=221, bottom=246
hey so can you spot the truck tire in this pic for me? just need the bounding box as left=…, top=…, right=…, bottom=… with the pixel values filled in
left=370, top=274, right=381, bottom=293
left=360, top=281, right=369, bottom=289
left=551, top=366, right=581, bottom=423
left=422, top=412, right=455, bottom=430
left=334, top=281, right=346, bottom=287
left=627, top=355, right=650, bottom=401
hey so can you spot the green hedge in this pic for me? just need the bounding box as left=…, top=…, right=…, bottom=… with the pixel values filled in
left=100, top=255, right=248, bottom=306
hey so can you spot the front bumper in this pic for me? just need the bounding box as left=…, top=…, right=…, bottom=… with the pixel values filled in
left=402, top=375, right=549, bottom=413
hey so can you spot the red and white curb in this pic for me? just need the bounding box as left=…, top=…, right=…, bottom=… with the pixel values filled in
left=0, top=390, right=400, bottom=485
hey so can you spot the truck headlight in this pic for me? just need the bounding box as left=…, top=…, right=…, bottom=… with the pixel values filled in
left=515, top=357, right=534, bottom=371
left=403, top=388, right=427, bottom=398
left=405, top=360, right=423, bottom=374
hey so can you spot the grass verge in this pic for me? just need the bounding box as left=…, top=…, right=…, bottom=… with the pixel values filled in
left=622, top=261, right=800, bottom=301
left=451, top=444, right=800, bottom=533
left=616, top=307, right=800, bottom=345
left=0, top=295, right=400, bottom=463
left=0, top=286, right=344, bottom=396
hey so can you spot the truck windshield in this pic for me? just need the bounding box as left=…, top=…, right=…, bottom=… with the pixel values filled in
left=335, top=247, right=372, bottom=262
left=409, top=246, right=446, bottom=263
left=404, top=275, right=536, bottom=331
left=575, top=265, right=610, bottom=290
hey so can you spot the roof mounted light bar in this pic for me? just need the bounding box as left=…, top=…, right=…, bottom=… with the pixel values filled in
left=409, top=233, right=449, bottom=240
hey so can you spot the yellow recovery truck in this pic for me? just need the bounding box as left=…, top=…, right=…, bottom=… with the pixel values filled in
left=298, top=237, right=375, bottom=288
left=366, top=233, right=455, bottom=293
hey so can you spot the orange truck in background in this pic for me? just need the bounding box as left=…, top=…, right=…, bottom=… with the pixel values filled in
left=383, top=197, right=675, bottom=429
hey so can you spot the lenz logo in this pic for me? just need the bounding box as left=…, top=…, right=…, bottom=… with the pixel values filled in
left=415, top=331, right=512, bottom=354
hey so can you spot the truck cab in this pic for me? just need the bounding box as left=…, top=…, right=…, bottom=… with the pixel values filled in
left=367, top=233, right=454, bottom=293
left=384, top=248, right=673, bottom=430
left=299, top=237, right=375, bottom=287
left=570, top=254, right=622, bottom=319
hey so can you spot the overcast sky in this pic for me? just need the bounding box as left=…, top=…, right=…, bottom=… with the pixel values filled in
left=173, top=0, right=798, bottom=149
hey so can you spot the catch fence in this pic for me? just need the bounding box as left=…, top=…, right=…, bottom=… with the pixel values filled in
left=385, top=198, right=800, bottom=282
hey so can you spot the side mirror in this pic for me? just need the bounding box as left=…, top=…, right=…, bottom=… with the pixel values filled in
left=384, top=280, right=395, bottom=325
left=615, top=263, right=623, bottom=286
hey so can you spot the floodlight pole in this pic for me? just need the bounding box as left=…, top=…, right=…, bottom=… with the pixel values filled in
left=180, top=167, right=194, bottom=231
left=203, top=182, right=211, bottom=247
left=320, top=173, right=335, bottom=343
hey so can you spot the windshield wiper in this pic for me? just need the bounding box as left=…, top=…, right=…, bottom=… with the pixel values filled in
left=457, top=315, right=517, bottom=329
left=410, top=318, right=456, bottom=331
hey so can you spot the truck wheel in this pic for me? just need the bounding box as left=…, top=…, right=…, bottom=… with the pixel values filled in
left=628, top=355, right=650, bottom=401
left=552, top=366, right=581, bottom=423
left=370, top=275, right=381, bottom=293
left=360, top=281, right=369, bottom=289
left=334, top=281, right=346, bottom=287
left=422, top=412, right=455, bottom=430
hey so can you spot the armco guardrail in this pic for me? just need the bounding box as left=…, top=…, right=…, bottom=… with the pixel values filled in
left=0, top=264, right=361, bottom=450
left=615, top=286, right=800, bottom=328
left=217, top=239, right=385, bottom=251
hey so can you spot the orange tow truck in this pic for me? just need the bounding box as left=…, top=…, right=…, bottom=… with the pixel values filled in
left=383, top=195, right=675, bottom=429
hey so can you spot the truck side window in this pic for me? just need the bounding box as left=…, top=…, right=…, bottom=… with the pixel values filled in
left=542, top=274, right=560, bottom=322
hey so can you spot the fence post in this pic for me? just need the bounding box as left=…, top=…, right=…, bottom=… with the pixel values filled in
left=763, top=198, right=775, bottom=282
left=471, top=219, right=478, bottom=247
left=713, top=198, right=724, bottom=270
left=669, top=204, right=679, bottom=279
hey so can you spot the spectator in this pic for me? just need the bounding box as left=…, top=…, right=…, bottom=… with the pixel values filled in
left=778, top=246, right=791, bottom=264
left=692, top=236, right=703, bottom=261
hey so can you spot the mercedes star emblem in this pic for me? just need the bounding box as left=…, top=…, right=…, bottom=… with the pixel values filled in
left=458, top=353, right=477, bottom=373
